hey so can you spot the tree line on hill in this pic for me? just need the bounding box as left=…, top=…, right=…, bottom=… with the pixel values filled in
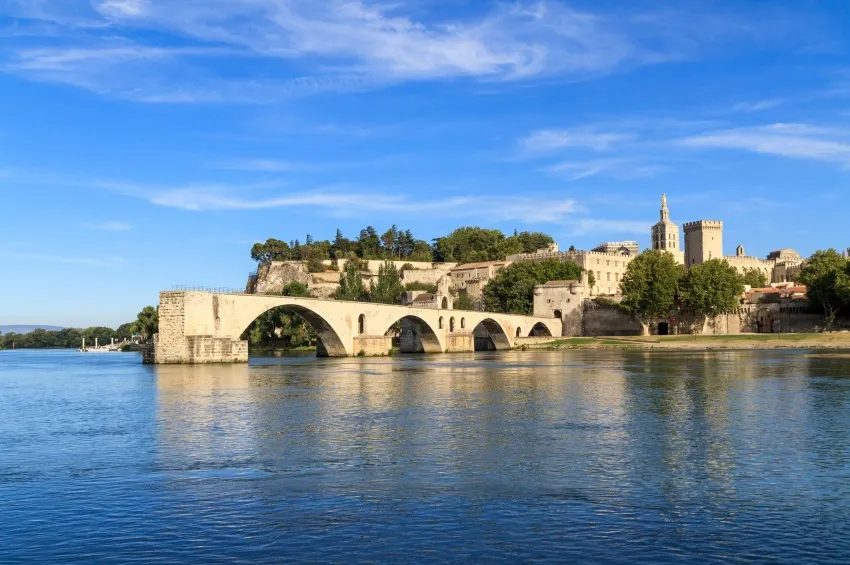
left=618, top=248, right=848, bottom=334
left=250, top=225, right=556, bottom=267
left=0, top=306, right=159, bottom=350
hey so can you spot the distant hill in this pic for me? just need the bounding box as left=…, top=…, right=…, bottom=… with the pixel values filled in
left=0, top=325, right=65, bottom=335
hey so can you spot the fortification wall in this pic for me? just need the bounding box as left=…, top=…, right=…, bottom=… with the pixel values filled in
left=582, top=303, right=642, bottom=336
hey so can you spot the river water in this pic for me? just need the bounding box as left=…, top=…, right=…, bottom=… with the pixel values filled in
left=1, top=349, right=849, bottom=564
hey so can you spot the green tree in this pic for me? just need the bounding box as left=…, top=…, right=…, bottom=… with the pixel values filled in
left=404, top=282, right=438, bottom=293
left=798, top=249, right=850, bottom=330
left=250, top=238, right=290, bottom=263
left=511, top=231, right=555, bottom=254
left=116, top=323, right=136, bottom=340
left=336, top=261, right=367, bottom=301
left=619, top=250, right=681, bottom=335
left=134, top=306, right=159, bottom=341
left=679, top=259, right=745, bottom=334
left=454, top=290, right=476, bottom=311
left=357, top=226, right=382, bottom=259
left=433, top=227, right=509, bottom=263
left=587, top=270, right=596, bottom=294
left=482, top=259, right=583, bottom=315
left=369, top=261, right=404, bottom=304
left=282, top=282, right=310, bottom=297
left=741, top=267, right=768, bottom=288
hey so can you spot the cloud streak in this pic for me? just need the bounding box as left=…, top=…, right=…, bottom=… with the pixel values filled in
left=83, top=221, right=132, bottom=231
left=0, top=0, right=808, bottom=103
left=680, top=123, right=850, bottom=166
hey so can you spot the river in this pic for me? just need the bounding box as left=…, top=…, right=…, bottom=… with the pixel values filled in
left=1, top=349, right=849, bottom=564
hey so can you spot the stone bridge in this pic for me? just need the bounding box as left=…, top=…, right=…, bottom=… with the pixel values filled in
left=149, top=291, right=563, bottom=364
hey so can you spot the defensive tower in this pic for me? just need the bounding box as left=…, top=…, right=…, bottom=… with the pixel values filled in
left=683, top=220, right=724, bottom=266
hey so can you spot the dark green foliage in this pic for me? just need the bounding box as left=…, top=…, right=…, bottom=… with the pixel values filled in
left=134, top=306, right=159, bottom=341
left=251, top=238, right=291, bottom=262
left=241, top=282, right=315, bottom=349
left=252, top=226, right=548, bottom=264
left=741, top=268, right=768, bottom=288
left=482, top=259, right=583, bottom=315
left=619, top=250, right=682, bottom=334
left=282, top=282, right=310, bottom=297
left=433, top=227, right=511, bottom=263
left=336, top=261, right=368, bottom=301
left=798, top=249, right=850, bottom=329
left=306, top=257, right=326, bottom=273
left=679, top=259, right=745, bottom=329
left=454, top=290, right=476, bottom=311
left=404, top=282, right=438, bottom=294
left=369, top=261, right=404, bottom=304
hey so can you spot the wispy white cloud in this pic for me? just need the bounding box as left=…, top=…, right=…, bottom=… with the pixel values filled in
left=732, top=99, right=784, bottom=112
left=208, top=159, right=306, bottom=173
left=93, top=177, right=589, bottom=223
left=545, top=158, right=666, bottom=180
left=680, top=123, right=850, bottom=166
left=0, top=0, right=811, bottom=103
left=521, top=129, right=635, bottom=153
left=82, top=221, right=132, bottom=231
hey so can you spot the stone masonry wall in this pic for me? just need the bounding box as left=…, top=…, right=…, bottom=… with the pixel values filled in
left=150, top=291, right=188, bottom=364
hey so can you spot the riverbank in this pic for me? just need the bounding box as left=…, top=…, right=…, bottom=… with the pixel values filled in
left=524, top=333, right=850, bottom=351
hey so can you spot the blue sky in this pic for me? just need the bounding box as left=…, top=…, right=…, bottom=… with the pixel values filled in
left=1, top=0, right=849, bottom=328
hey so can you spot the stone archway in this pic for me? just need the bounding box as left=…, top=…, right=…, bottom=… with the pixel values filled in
left=240, top=303, right=350, bottom=357
left=472, top=318, right=512, bottom=351
left=386, top=315, right=444, bottom=354
left=529, top=322, right=552, bottom=337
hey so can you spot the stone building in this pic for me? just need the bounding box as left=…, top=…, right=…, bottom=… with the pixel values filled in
left=533, top=280, right=585, bottom=336
left=650, top=193, right=685, bottom=264
left=592, top=241, right=640, bottom=255
left=507, top=248, right=635, bottom=296
left=684, top=220, right=724, bottom=266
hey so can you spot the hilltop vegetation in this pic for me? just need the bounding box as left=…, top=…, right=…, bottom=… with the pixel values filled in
left=250, top=225, right=555, bottom=266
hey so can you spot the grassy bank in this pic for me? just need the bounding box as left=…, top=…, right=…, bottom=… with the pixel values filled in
left=526, top=333, right=850, bottom=351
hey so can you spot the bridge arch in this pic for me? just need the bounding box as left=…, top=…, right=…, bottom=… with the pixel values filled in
left=380, top=315, right=444, bottom=354
left=238, top=302, right=350, bottom=357
left=529, top=322, right=553, bottom=337
left=473, top=318, right=512, bottom=351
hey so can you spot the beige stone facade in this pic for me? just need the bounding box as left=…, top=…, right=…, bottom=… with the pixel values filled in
left=684, top=220, right=724, bottom=266
left=507, top=249, right=634, bottom=296
left=148, top=290, right=563, bottom=363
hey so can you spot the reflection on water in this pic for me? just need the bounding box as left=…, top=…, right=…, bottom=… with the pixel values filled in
left=1, top=349, right=850, bottom=563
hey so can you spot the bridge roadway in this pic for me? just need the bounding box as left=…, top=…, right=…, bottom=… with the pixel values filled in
left=148, top=290, right=563, bottom=364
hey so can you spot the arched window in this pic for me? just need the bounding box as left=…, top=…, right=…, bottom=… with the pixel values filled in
left=441, top=297, right=449, bottom=309
left=358, top=314, right=366, bottom=335
left=439, top=316, right=444, bottom=329
left=516, top=327, right=522, bottom=337
left=450, top=317, right=455, bottom=332
left=461, top=318, right=466, bottom=329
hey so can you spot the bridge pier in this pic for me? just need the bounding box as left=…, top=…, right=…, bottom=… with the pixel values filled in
left=353, top=335, right=393, bottom=356
left=444, top=332, right=474, bottom=353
